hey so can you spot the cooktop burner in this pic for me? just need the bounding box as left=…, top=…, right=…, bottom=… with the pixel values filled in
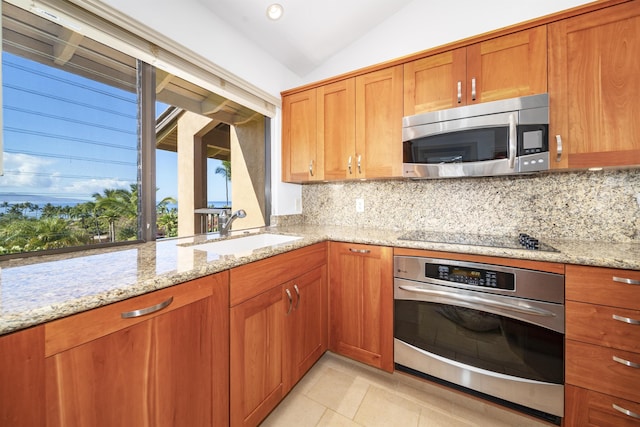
left=397, top=231, right=559, bottom=252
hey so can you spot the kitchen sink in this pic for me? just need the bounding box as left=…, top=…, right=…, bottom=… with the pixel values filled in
left=190, top=233, right=303, bottom=255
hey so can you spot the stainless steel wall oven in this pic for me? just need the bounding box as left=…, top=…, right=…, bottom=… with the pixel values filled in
left=394, top=256, right=564, bottom=423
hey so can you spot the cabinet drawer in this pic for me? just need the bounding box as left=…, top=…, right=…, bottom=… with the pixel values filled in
left=566, top=265, right=640, bottom=309
left=566, top=339, right=640, bottom=402
left=566, top=385, right=640, bottom=427
left=230, top=243, right=327, bottom=306
left=45, top=276, right=216, bottom=356
left=566, top=301, right=640, bottom=353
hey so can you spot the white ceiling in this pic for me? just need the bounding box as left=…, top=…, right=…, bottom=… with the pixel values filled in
left=199, top=0, right=415, bottom=77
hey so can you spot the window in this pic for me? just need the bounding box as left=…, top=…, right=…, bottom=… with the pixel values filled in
left=0, top=0, right=271, bottom=257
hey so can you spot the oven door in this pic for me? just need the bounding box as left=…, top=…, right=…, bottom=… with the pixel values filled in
left=394, top=278, right=564, bottom=417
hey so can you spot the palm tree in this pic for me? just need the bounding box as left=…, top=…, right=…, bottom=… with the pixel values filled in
left=92, top=187, right=137, bottom=242
left=215, top=160, right=231, bottom=207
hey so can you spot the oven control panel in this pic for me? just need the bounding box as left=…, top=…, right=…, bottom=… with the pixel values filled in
left=427, top=263, right=515, bottom=290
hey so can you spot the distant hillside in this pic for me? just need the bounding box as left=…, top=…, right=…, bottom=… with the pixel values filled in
left=0, top=193, right=88, bottom=206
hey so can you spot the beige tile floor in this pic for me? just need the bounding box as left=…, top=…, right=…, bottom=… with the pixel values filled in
left=261, top=352, right=555, bottom=427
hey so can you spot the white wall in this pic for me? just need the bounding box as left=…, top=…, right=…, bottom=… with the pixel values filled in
left=303, top=0, right=592, bottom=84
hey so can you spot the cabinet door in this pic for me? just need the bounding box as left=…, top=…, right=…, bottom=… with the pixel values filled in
left=46, top=276, right=219, bottom=427
left=318, top=79, right=356, bottom=180
left=329, top=242, right=393, bottom=372
left=230, top=285, right=284, bottom=427
left=355, top=66, right=404, bottom=179
left=283, top=265, right=328, bottom=391
left=0, top=326, right=45, bottom=427
left=282, top=88, right=320, bottom=182
left=549, top=2, right=640, bottom=169
left=404, top=48, right=466, bottom=115
left=466, top=26, right=547, bottom=104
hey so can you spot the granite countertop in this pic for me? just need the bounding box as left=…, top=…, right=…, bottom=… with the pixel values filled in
left=1, top=224, right=639, bottom=336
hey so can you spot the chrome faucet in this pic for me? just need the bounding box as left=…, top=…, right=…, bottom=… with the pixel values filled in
left=218, top=209, right=246, bottom=236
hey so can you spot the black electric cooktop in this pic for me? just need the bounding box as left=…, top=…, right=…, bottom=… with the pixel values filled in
left=397, top=231, right=559, bottom=252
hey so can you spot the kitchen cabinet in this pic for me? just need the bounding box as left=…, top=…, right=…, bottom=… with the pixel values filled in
left=282, top=88, right=320, bottom=182
left=45, top=272, right=229, bottom=427
left=548, top=1, right=640, bottom=169
left=282, top=66, right=403, bottom=182
left=328, top=242, right=393, bottom=372
left=404, top=26, right=547, bottom=116
left=565, top=264, right=640, bottom=426
left=0, top=326, right=45, bottom=427
left=229, top=243, right=327, bottom=427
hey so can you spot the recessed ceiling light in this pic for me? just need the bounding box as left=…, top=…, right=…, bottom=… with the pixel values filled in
left=266, top=3, right=284, bottom=20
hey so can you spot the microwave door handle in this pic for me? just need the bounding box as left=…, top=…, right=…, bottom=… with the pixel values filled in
left=398, top=285, right=556, bottom=318
left=508, top=113, right=517, bottom=170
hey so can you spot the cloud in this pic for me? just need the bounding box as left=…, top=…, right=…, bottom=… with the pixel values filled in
left=0, top=152, right=55, bottom=188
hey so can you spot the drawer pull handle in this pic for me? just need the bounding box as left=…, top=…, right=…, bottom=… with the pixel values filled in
left=612, top=404, right=640, bottom=420
left=348, top=156, right=352, bottom=174
left=613, top=276, right=640, bottom=285
left=285, top=288, right=293, bottom=315
left=294, top=284, right=300, bottom=310
left=613, top=314, right=640, bottom=325
left=555, top=135, right=563, bottom=162
left=613, top=355, right=640, bottom=369
left=457, top=81, right=462, bottom=103
left=121, top=297, right=173, bottom=319
left=349, top=248, right=370, bottom=254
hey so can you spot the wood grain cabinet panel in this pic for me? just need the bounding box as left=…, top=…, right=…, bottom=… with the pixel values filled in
left=230, top=244, right=328, bottom=427
left=282, top=88, right=320, bottom=182
left=565, top=263, right=640, bottom=426
left=565, top=385, right=640, bottom=427
left=549, top=0, right=640, bottom=169
left=329, top=242, right=394, bottom=372
left=0, top=326, right=45, bottom=427
left=45, top=273, right=228, bottom=427
left=404, top=26, right=547, bottom=116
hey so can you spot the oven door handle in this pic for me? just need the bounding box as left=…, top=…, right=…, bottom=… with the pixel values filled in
left=398, top=285, right=557, bottom=317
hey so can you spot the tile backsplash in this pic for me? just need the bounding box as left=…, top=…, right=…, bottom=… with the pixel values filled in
left=299, top=169, right=640, bottom=242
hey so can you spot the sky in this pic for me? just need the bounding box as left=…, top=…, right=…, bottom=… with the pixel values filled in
left=1, top=52, right=230, bottom=205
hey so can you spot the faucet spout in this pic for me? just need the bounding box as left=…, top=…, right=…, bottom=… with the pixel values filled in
left=218, top=209, right=246, bottom=236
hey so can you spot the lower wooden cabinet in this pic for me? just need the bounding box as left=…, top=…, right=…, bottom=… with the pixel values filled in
left=565, top=265, right=640, bottom=426
left=45, top=272, right=229, bottom=427
left=0, top=325, right=45, bottom=427
left=328, top=242, right=393, bottom=372
left=229, top=243, right=328, bottom=427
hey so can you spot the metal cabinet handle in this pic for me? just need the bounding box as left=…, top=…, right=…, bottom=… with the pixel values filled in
left=613, top=276, right=640, bottom=285
left=348, top=156, right=352, bottom=174
left=508, top=113, right=517, bottom=170
left=457, top=81, right=462, bottom=103
left=613, top=355, right=640, bottom=369
left=357, top=154, right=362, bottom=174
left=121, top=296, right=173, bottom=319
left=294, top=284, right=300, bottom=310
left=471, top=78, right=476, bottom=101
left=613, top=404, right=640, bottom=420
left=555, top=135, right=563, bottom=162
left=285, top=288, right=293, bottom=315
left=309, top=160, right=314, bottom=177
left=613, top=314, right=640, bottom=325
left=349, top=248, right=370, bottom=254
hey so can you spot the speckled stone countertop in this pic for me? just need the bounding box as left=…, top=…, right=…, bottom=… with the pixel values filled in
left=1, top=224, right=639, bottom=336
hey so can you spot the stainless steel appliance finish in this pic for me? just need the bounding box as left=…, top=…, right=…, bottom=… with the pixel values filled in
left=394, top=255, right=565, bottom=418
left=402, top=94, right=549, bottom=178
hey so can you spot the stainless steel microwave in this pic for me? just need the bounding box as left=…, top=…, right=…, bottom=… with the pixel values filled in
left=402, top=94, right=549, bottom=178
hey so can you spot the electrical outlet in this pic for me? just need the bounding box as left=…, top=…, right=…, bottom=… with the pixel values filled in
left=355, top=198, right=365, bottom=213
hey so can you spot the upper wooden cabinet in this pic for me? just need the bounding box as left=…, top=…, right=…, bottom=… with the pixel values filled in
left=549, top=1, right=640, bottom=169
left=282, top=88, right=321, bottom=182
left=282, top=66, right=403, bottom=182
left=404, top=26, right=547, bottom=116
